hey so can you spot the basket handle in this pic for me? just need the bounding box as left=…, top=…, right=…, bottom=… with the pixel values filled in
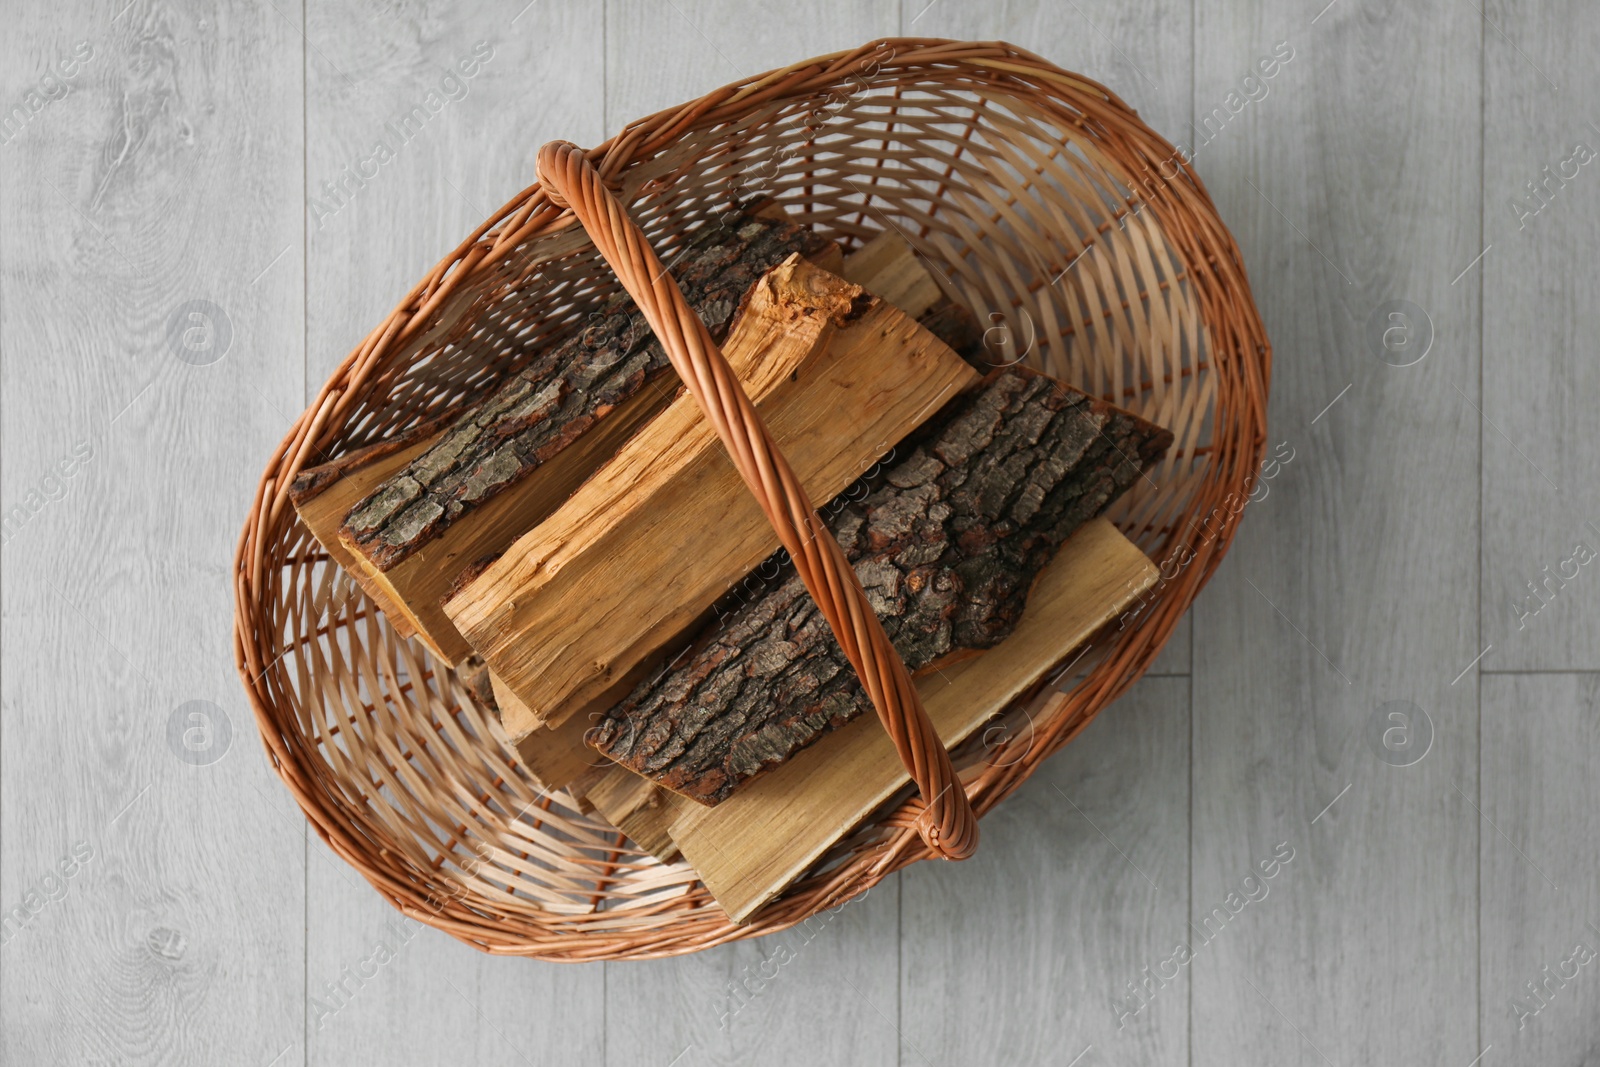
left=534, top=141, right=977, bottom=861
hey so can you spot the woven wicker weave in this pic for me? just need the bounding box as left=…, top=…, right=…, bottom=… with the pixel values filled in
left=234, top=38, right=1270, bottom=960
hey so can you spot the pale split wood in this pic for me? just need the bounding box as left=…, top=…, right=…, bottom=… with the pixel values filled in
left=669, top=517, right=1158, bottom=920
left=536, top=139, right=983, bottom=860
left=232, top=39, right=1271, bottom=959
left=583, top=771, right=683, bottom=864
left=500, top=227, right=967, bottom=801
left=838, top=229, right=945, bottom=315
left=448, top=253, right=980, bottom=736
left=490, top=673, right=605, bottom=798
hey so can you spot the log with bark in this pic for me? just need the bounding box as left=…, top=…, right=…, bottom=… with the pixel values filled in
left=444, top=255, right=983, bottom=734
left=291, top=206, right=836, bottom=664
left=670, top=516, right=1162, bottom=920
left=288, top=418, right=448, bottom=593
left=576, top=516, right=1164, bottom=909
left=342, top=211, right=836, bottom=570
left=587, top=367, right=1173, bottom=806
left=494, top=230, right=982, bottom=800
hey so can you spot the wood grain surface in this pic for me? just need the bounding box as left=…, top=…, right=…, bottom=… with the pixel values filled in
left=0, top=2, right=308, bottom=1064
left=1189, top=2, right=1483, bottom=1065
left=1480, top=0, right=1600, bottom=671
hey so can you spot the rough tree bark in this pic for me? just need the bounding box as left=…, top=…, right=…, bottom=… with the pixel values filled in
left=443, top=252, right=983, bottom=731
left=341, top=210, right=831, bottom=571
left=589, top=368, right=1173, bottom=805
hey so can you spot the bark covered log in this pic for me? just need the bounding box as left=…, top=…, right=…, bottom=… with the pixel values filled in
left=589, top=367, right=1173, bottom=805
left=442, top=253, right=982, bottom=732
left=341, top=210, right=831, bottom=571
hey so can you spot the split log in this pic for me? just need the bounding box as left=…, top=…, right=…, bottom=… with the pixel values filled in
left=445, top=258, right=983, bottom=734
left=490, top=673, right=605, bottom=793
left=668, top=516, right=1161, bottom=921
left=500, top=231, right=980, bottom=806
left=839, top=228, right=945, bottom=318
left=289, top=420, right=442, bottom=593
left=582, top=771, right=683, bottom=863
left=455, top=655, right=498, bottom=713
left=292, top=207, right=834, bottom=664
left=840, top=229, right=981, bottom=359
left=449, top=657, right=608, bottom=810
left=589, top=367, right=1173, bottom=806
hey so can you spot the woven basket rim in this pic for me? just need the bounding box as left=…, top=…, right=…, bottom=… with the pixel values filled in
left=233, top=37, right=1271, bottom=960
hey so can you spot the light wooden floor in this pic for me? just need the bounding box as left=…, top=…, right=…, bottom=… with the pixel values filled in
left=3, top=1, right=1596, bottom=1064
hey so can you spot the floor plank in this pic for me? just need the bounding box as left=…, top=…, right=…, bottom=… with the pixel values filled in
left=1480, top=673, right=1600, bottom=1063
left=602, top=886, right=900, bottom=1067
left=603, top=0, right=898, bottom=134
left=902, top=0, right=1191, bottom=146
left=1189, top=2, right=1482, bottom=1064
left=0, top=3, right=306, bottom=1063
left=900, top=676, right=1190, bottom=1066
left=301, top=3, right=608, bottom=1062
left=1480, top=0, right=1600, bottom=671
left=305, top=0, right=607, bottom=387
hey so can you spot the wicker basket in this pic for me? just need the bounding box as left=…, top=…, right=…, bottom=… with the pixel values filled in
left=234, top=38, right=1269, bottom=960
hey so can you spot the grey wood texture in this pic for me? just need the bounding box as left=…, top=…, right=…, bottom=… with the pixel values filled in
left=901, top=676, right=1190, bottom=1066
left=1481, top=0, right=1600, bottom=670
left=1481, top=673, right=1600, bottom=1064
left=605, top=0, right=898, bottom=128
left=1190, top=3, right=1484, bottom=1066
left=0, top=2, right=307, bottom=1065
left=2, top=2, right=1596, bottom=1066
left=604, top=881, right=901, bottom=1066
left=300, top=3, right=608, bottom=1064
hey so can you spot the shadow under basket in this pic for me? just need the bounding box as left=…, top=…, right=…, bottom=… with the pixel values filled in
left=233, top=38, right=1270, bottom=960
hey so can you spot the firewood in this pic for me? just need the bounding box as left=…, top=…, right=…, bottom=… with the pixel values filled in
left=582, top=770, right=683, bottom=863
left=289, top=421, right=440, bottom=604
left=664, top=516, right=1160, bottom=920
left=489, top=672, right=604, bottom=792
left=839, top=228, right=945, bottom=318
left=445, top=260, right=983, bottom=734
left=500, top=231, right=980, bottom=806
left=463, top=255, right=864, bottom=748
left=840, top=229, right=981, bottom=356
left=587, top=368, right=1172, bottom=805
left=455, top=654, right=498, bottom=712
left=290, top=208, right=833, bottom=664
